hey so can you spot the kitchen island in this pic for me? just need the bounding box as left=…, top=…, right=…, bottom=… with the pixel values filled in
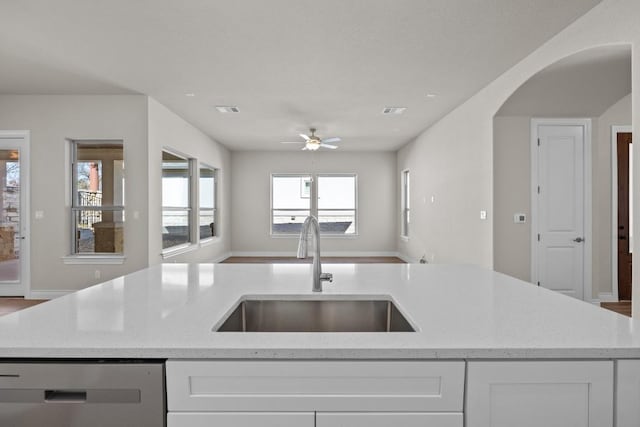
left=1, top=263, right=639, bottom=426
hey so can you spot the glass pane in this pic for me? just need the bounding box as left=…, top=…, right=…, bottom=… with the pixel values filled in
left=199, top=210, right=215, bottom=239
left=162, top=209, right=191, bottom=249
left=272, top=176, right=312, bottom=209
left=73, top=209, right=124, bottom=253
left=199, top=167, right=215, bottom=209
left=0, top=150, right=20, bottom=281
left=162, top=151, right=190, bottom=208
left=318, top=176, right=356, bottom=209
left=200, top=166, right=216, bottom=239
left=75, top=143, right=124, bottom=207
left=272, top=209, right=311, bottom=234
left=318, top=209, right=356, bottom=234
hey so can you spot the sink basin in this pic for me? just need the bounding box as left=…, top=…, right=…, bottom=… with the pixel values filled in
left=214, top=297, right=415, bottom=332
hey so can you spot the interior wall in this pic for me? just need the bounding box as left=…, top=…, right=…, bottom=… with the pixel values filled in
left=231, top=151, right=396, bottom=254
left=147, top=98, right=231, bottom=264
left=394, top=0, right=640, bottom=313
left=492, top=94, right=630, bottom=298
left=0, top=95, right=149, bottom=292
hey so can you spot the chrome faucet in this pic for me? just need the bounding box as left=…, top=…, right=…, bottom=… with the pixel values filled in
left=297, top=215, right=333, bottom=292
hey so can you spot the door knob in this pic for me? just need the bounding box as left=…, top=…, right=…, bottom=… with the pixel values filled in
left=573, top=237, right=584, bottom=243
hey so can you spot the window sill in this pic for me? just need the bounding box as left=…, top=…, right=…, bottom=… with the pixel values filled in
left=62, top=255, right=126, bottom=265
left=270, top=233, right=359, bottom=239
left=199, top=236, right=220, bottom=247
left=162, top=243, right=198, bottom=259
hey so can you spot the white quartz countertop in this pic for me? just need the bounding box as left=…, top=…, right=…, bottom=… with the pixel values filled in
left=1, top=263, right=640, bottom=359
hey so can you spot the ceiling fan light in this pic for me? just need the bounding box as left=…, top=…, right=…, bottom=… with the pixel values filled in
left=306, top=142, right=320, bottom=151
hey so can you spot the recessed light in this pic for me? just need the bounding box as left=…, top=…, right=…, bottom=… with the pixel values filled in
left=426, top=93, right=437, bottom=98
left=215, top=106, right=240, bottom=113
left=382, top=107, right=407, bottom=115
left=185, top=93, right=196, bottom=97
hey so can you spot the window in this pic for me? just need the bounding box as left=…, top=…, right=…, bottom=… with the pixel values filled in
left=162, top=150, right=193, bottom=250
left=199, top=165, right=217, bottom=240
left=71, top=141, right=124, bottom=254
left=401, top=170, right=410, bottom=238
left=271, top=173, right=357, bottom=236
left=271, top=174, right=312, bottom=234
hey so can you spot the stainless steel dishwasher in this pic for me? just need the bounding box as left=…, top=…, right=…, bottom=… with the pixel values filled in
left=0, top=361, right=165, bottom=426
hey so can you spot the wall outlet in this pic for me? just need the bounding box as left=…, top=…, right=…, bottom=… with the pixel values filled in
left=35, top=210, right=44, bottom=219
left=94, top=270, right=101, bottom=280
left=514, top=213, right=526, bottom=223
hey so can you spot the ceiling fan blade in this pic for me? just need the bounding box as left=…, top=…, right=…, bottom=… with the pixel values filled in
left=301, top=146, right=309, bottom=151
left=320, top=143, right=338, bottom=149
left=321, top=137, right=341, bottom=144
left=280, top=141, right=305, bottom=144
left=299, top=133, right=310, bottom=141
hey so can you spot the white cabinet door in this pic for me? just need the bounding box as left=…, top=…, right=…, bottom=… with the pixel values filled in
left=168, top=412, right=314, bottom=427
left=466, top=361, right=613, bottom=427
left=617, top=360, right=640, bottom=427
left=317, top=412, right=462, bottom=427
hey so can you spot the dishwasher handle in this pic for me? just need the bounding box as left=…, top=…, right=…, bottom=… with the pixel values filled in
left=45, top=390, right=87, bottom=403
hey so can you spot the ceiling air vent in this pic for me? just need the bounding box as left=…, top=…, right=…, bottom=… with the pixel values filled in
left=382, top=107, right=406, bottom=115
left=215, top=106, right=240, bottom=113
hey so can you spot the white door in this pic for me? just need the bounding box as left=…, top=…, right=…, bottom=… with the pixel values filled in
left=534, top=122, right=588, bottom=300
left=0, top=132, right=29, bottom=296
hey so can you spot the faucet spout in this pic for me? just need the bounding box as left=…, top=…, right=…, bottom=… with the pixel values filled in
left=297, top=215, right=332, bottom=292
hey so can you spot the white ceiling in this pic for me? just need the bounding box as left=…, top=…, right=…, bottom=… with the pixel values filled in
left=496, top=45, right=631, bottom=117
left=0, top=0, right=602, bottom=151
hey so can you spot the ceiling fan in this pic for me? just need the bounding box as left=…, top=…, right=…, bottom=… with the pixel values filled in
left=280, top=128, right=341, bottom=150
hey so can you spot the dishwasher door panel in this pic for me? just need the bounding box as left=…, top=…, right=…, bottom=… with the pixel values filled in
left=0, top=362, right=165, bottom=427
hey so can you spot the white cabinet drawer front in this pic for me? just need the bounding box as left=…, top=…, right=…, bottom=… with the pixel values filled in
left=317, top=412, right=462, bottom=427
left=168, top=412, right=314, bottom=427
left=167, top=360, right=464, bottom=412
left=466, top=361, right=613, bottom=427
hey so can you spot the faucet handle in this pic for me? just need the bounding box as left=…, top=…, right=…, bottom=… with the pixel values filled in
left=320, top=272, right=333, bottom=283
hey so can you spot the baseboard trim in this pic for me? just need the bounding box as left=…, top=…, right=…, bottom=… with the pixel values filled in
left=212, top=252, right=233, bottom=263
left=229, top=251, right=402, bottom=258
left=27, top=290, right=74, bottom=300
left=597, top=292, right=618, bottom=303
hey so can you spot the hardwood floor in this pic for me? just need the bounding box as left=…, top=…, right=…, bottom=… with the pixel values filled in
left=600, top=301, right=632, bottom=317
left=222, top=256, right=406, bottom=264
left=0, top=298, right=47, bottom=317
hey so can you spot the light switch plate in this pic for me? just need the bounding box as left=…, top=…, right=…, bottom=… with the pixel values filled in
left=480, top=210, right=487, bottom=220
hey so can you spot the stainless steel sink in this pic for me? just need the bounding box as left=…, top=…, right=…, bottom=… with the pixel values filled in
left=215, top=297, right=415, bottom=332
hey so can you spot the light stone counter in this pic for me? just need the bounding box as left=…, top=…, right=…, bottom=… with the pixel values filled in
left=1, top=263, right=639, bottom=359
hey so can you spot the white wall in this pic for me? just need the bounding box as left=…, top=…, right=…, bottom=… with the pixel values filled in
left=231, top=151, right=396, bottom=255
left=0, top=95, right=149, bottom=293
left=147, top=98, right=231, bottom=264
left=395, top=0, right=640, bottom=313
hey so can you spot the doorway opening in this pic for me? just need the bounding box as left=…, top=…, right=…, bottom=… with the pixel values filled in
left=612, top=126, right=633, bottom=301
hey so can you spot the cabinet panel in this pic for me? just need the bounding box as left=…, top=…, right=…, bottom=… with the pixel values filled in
left=167, top=360, right=464, bottom=412
left=617, top=360, right=640, bottom=427
left=466, top=361, right=613, bottom=427
left=317, top=412, right=462, bottom=427
left=168, top=412, right=314, bottom=427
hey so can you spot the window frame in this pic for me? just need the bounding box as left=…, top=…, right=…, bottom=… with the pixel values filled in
left=198, top=163, right=218, bottom=242
left=161, top=148, right=197, bottom=255
left=68, top=139, right=125, bottom=259
left=401, top=169, right=410, bottom=240
left=270, top=172, right=358, bottom=238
